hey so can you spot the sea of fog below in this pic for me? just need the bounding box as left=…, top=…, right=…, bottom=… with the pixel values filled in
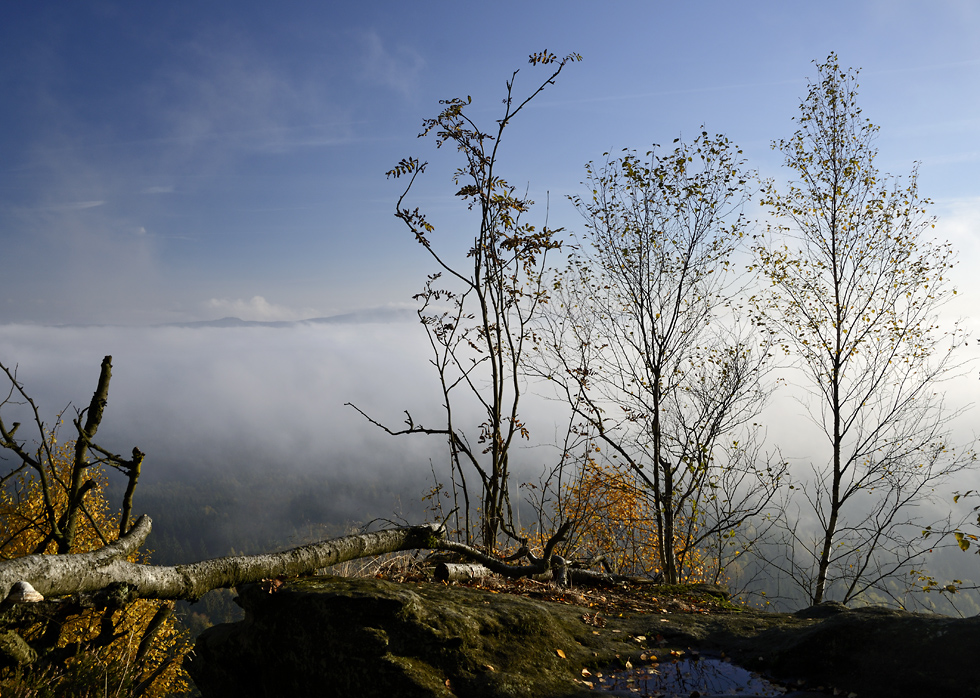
left=0, top=320, right=978, bottom=616
left=106, top=460, right=980, bottom=618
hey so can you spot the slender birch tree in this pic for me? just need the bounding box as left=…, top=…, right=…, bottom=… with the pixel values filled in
left=752, top=54, right=972, bottom=605
left=350, top=51, right=580, bottom=551
left=537, top=133, right=784, bottom=584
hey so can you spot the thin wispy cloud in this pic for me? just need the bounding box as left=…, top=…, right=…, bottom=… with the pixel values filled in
left=205, top=296, right=320, bottom=322
left=149, top=37, right=355, bottom=158
left=37, top=200, right=106, bottom=211
left=358, top=31, right=425, bottom=99
left=539, top=77, right=805, bottom=109
left=923, top=150, right=980, bottom=166
left=0, top=2, right=977, bottom=336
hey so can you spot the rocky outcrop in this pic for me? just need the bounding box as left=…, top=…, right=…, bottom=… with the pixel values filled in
left=725, top=604, right=980, bottom=697
left=656, top=600, right=980, bottom=697
left=187, top=576, right=980, bottom=698
left=187, top=577, right=600, bottom=698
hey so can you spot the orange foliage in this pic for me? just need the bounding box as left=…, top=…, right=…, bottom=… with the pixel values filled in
left=0, top=438, right=190, bottom=697
left=559, top=459, right=714, bottom=583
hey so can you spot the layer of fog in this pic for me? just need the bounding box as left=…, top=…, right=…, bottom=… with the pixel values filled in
left=1, top=316, right=977, bottom=611
left=0, top=317, right=571, bottom=540
left=0, top=319, right=441, bottom=476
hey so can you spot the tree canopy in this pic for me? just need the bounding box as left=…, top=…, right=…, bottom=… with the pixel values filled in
left=751, top=53, right=973, bottom=605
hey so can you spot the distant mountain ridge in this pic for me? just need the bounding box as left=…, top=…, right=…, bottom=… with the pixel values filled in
left=161, top=306, right=416, bottom=329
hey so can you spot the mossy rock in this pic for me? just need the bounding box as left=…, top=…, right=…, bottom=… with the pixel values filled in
left=187, top=577, right=607, bottom=698
left=187, top=577, right=980, bottom=698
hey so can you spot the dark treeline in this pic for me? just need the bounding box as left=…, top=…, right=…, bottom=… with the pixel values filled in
left=104, top=467, right=429, bottom=638
left=108, top=469, right=422, bottom=566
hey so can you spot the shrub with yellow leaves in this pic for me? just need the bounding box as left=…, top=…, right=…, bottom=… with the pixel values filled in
left=0, top=436, right=191, bottom=697
left=558, top=458, right=713, bottom=583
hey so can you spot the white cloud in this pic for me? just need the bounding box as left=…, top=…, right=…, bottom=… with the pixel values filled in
left=0, top=318, right=974, bottom=595
left=204, top=296, right=320, bottom=322
left=142, top=186, right=175, bottom=195
left=0, top=320, right=565, bottom=509
left=933, top=196, right=980, bottom=324
left=41, top=200, right=105, bottom=211
left=149, top=37, right=355, bottom=157
left=0, top=322, right=446, bottom=481
left=935, top=196, right=980, bottom=257
left=359, top=31, right=425, bottom=98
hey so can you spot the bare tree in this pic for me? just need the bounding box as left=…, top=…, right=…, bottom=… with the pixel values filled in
left=534, top=133, right=784, bottom=584
left=0, top=357, right=174, bottom=686
left=349, top=50, right=580, bottom=551
left=752, top=53, right=974, bottom=605
left=0, top=356, right=144, bottom=554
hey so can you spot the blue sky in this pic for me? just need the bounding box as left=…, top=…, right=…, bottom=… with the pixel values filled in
left=2, top=1, right=979, bottom=325
left=1, top=3, right=979, bottom=596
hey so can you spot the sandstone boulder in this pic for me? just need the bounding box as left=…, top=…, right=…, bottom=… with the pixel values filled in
left=187, top=576, right=980, bottom=698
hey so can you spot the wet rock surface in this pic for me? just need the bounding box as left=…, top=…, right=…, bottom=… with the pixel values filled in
left=724, top=604, right=980, bottom=698
left=186, top=576, right=980, bottom=698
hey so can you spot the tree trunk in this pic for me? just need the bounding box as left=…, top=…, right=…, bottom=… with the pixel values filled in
left=433, top=562, right=493, bottom=582
left=1, top=515, right=605, bottom=608
left=0, top=516, right=446, bottom=602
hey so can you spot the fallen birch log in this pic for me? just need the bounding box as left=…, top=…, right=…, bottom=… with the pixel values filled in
left=0, top=517, right=447, bottom=603
left=1, top=515, right=652, bottom=608
left=433, top=562, right=494, bottom=583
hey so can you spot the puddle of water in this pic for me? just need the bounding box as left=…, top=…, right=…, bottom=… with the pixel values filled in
left=590, top=654, right=788, bottom=697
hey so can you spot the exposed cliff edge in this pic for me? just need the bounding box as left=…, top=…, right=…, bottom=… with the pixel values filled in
left=186, top=576, right=980, bottom=698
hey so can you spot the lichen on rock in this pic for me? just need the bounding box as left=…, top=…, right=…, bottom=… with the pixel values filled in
left=187, top=576, right=601, bottom=698
left=187, top=576, right=980, bottom=698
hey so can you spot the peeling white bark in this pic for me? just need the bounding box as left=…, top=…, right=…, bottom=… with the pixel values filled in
left=0, top=517, right=446, bottom=601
